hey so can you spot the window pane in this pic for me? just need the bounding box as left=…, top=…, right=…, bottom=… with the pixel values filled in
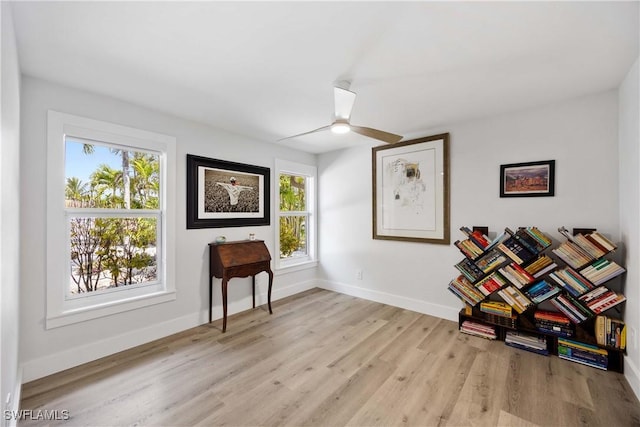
left=68, top=217, right=158, bottom=296
left=279, top=174, right=306, bottom=211
left=279, top=215, right=307, bottom=259
left=65, top=137, right=160, bottom=209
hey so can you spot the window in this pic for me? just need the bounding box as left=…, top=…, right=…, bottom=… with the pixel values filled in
left=47, top=111, right=176, bottom=328
left=275, top=159, right=317, bottom=270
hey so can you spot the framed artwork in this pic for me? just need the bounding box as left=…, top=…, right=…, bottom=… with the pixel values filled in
left=186, top=154, right=270, bottom=229
left=500, top=160, right=555, bottom=198
left=372, top=133, right=450, bottom=244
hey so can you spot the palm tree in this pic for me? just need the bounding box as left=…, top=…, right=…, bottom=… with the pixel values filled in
left=65, top=177, right=88, bottom=202
left=131, top=154, right=160, bottom=208
left=82, top=143, right=94, bottom=155
left=91, top=164, right=123, bottom=207
left=111, top=149, right=131, bottom=209
left=81, top=143, right=132, bottom=209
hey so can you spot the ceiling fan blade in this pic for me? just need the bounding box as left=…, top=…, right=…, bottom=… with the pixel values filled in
left=334, top=86, right=356, bottom=120
left=350, top=125, right=403, bottom=144
left=277, top=124, right=332, bottom=142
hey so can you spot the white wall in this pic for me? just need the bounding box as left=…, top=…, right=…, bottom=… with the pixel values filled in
left=318, top=91, right=620, bottom=323
left=1, top=2, right=22, bottom=422
left=19, top=76, right=318, bottom=381
left=618, top=57, right=639, bottom=398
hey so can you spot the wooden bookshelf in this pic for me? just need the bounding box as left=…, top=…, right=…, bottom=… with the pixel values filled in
left=449, top=226, right=626, bottom=373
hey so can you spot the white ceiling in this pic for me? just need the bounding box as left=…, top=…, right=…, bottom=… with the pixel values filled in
left=10, top=1, right=639, bottom=154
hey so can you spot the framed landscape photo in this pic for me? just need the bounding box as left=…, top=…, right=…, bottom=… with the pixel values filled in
left=186, top=154, right=270, bottom=228
left=372, top=133, right=450, bottom=244
left=500, top=160, right=555, bottom=198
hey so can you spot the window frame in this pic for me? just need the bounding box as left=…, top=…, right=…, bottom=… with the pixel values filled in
left=46, top=111, right=176, bottom=329
left=275, top=159, right=317, bottom=271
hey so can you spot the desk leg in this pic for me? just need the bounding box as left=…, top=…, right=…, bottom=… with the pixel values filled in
left=222, top=279, right=228, bottom=333
left=252, top=276, right=256, bottom=309
left=209, top=276, right=213, bottom=323
left=267, top=270, right=273, bottom=314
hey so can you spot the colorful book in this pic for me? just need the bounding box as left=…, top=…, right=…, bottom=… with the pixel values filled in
left=480, top=300, right=512, bottom=317
left=596, top=315, right=626, bottom=349
left=460, top=320, right=497, bottom=340
left=498, top=285, right=533, bottom=314
left=524, top=279, right=560, bottom=304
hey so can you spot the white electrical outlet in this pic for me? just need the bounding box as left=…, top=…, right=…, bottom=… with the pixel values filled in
left=630, top=327, right=638, bottom=350
left=356, top=270, right=363, bottom=280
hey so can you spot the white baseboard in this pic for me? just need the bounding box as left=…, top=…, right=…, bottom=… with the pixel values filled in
left=21, top=311, right=201, bottom=383
left=21, top=279, right=317, bottom=383
left=625, top=354, right=640, bottom=401
left=317, top=279, right=459, bottom=322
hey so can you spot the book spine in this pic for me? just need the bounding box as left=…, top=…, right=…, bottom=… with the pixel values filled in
left=589, top=232, right=616, bottom=251
left=498, top=243, right=523, bottom=264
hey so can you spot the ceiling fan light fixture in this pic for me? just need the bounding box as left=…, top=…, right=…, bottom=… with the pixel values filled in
left=331, top=122, right=350, bottom=134
left=277, top=84, right=402, bottom=144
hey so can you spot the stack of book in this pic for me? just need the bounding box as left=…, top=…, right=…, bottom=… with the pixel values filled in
left=475, top=273, right=507, bottom=296
left=524, top=279, right=561, bottom=304
left=460, top=320, right=497, bottom=340
left=480, top=301, right=516, bottom=328
left=558, top=227, right=617, bottom=257
left=474, top=249, right=508, bottom=274
left=548, top=267, right=594, bottom=297
left=455, top=258, right=484, bottom=282
left=483, top=313, right=517, bottom=328
left=480, top=300, right=512, bottom=317
left=579, top=259, right=626, bottom=286
left=558, top=227, right=607, bottom=258
left=552, top=241, right=594, bottom=269
left=499, top=262, right=534, bottom=289
left=595, top=315, right=626, bottom=349
left=587, top=231, right=617, bottom=252
left=459, top=226, right=491, bottom=250
left=525, top=254, right=558, bottom=278
left=550, top=294, right=593, bottom=323
left=497, top=237, right=536, bottom=264
left=578, top=286, right=626, bottom=314
left=454, top=239, right=485, bottom=260
left=505, top=331, right=548, bottom=355
left=572, top=234, right=607, bottom=259
left=517, top=227, right=553, bottom=250
left=558, top=338, right=608, bottom=370
left=448, top=276, right=485, bottom=306
left=534, top=310, right=573, bottom=337
left=497, top=285, right=533, bottom=314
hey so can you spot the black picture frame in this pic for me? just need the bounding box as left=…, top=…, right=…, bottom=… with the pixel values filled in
left=186, top=154, right=270, bottom=229
left=500, top=160, right=555, bottom=198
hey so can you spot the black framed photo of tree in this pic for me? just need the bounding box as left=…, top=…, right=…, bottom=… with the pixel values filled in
left=186, top=154, right=270, bottom=228
left=500, top=160, right=555, bottom=198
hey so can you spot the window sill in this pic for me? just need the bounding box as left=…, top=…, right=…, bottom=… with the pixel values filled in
left=275, top=260, right=318, bottom=275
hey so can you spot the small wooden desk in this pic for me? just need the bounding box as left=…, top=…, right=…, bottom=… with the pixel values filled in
left=208, top=240, right=273, bottom=332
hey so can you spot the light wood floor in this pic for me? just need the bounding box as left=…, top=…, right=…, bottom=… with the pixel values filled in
left=20, top=288, right=640, bottom=427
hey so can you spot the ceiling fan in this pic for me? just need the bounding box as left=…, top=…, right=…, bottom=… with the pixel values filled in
left=278, top=83, right=403, bottom=144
